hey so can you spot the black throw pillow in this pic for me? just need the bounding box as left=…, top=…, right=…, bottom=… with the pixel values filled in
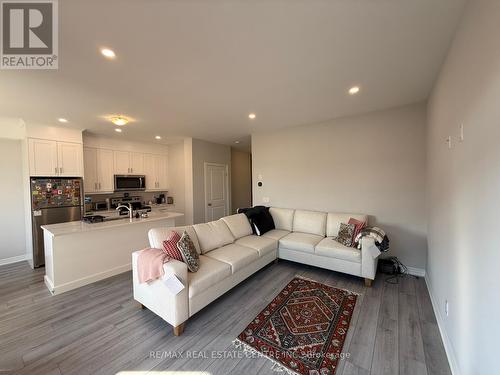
left=237, top=206, right=275, bottom=235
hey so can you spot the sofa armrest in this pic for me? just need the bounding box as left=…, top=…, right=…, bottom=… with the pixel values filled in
left=361, top=237, right=380, bottom=280
left=132, top=250, right=189, bottom=327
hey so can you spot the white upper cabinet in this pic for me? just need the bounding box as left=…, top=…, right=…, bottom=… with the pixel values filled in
left=28, top=139, right=58, bottom=176
left=83, top=147, right=114, bottom=193
left=57, top=142, right=83, bottom=177
left=143, top=154, right=168, bottom=191
left=83, top=147, right=98, bottom=193
left=130, top=152, right=144, bottom=174
left=98, top=149, right=114, bottom=192
left=113, top=151, right=144, bottom=175
left=143, top=154, right=157, bottom=190
left=28, top=138, right=83, bottom=177
left=158, top=154, right=168, bottom=190
left=113, top=151, right=131, bottom=175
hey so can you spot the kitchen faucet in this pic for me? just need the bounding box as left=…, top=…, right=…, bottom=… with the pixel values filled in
left=116, top=203, right=133, bottom=219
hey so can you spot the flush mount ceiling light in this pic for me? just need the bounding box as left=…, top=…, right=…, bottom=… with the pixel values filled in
left=348, top=86, right=360, bottom=95
left=110, top=115, right=129, bottom=126
left=155, top=136, right=162, bottom=140
left=58, top=118, right=68, bottom=123
left=115, top=128, right=122, bottom=133
left=248, top=113, right=256, bottom=119
left=234, top=140, right=240, bottom=144
left=100, top=48, right=116, bottom=59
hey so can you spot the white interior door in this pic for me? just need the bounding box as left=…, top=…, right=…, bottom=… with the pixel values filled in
left=205, top=163, right=228, bottom=222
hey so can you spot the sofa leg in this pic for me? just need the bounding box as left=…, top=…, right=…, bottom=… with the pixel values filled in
left=274, top=258, right=279, bottom=264
left=173, top=323, right=185, bottom=336
left=140, top=303, right=146, bottom=310
left=364, top=278, right=373, bottom=287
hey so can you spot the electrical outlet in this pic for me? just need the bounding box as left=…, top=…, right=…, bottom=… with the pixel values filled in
left=262, top=197, right=270, bottom=203
left=445, top=300, right=449, bottom=317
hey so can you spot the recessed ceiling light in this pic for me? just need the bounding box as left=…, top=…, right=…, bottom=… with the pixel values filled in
left=110, top=116, right=129, bottom=126
left=58, top=118, right=68, bottom=123
left=155, top=136, right=162, bottom=140
left=234, top=140, right=240, bottom=144
left=248, top=113, right=256, bottom=119
left=101, top=48, right=116, bottom=59
left=115, top=128, right=122, bottom=133
left=348, top=86, right=360, bottom=95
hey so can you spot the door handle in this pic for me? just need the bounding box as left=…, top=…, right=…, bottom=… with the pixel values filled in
left=94, top=182, right=97, bottom=190
left=59, top=167, right=63, bottom=174
left=55, top=167, right=58, bottom=174
left=208, top=203, right=212, bottom=206
left=98, top=182, right=101, bottom=190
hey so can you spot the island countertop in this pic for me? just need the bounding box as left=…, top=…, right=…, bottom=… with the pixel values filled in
left=42, top=211, right=184, bottom=237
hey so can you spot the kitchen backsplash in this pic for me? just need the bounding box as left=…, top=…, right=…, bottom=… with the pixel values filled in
left=85, top=191, right=170, bottom=205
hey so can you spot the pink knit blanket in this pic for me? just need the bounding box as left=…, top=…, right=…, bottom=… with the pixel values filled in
left=136, top=248, right=170, bottom=283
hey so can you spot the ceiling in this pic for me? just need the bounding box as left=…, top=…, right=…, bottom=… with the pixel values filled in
left=0, top=0, right=466, bottom=151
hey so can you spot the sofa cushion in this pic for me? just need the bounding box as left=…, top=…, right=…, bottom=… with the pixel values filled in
left=326, top=213, right=368, bottom=237
left=149, top=226, right=201, bottom=254
left=315, top=237, right=361, bottom=263
left=262, top=229, right=291, bottom=241
left=193, top=220, right=234, bottom=254
left=279, top=232, right=324, bottom=254
left=235, top=235, right=277, bottom=257
left=293, top=210, right=327, bottom=236
left=204, top=244, right=260, bottom=274
left=269, top=207, right=295, bottom=231
left=221, top=214, right=253, bottom=239
left=188, top=255, right=232, bottom=298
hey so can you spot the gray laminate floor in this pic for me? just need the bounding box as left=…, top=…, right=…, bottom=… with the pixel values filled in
left=0, top=260, right=450, bottom=375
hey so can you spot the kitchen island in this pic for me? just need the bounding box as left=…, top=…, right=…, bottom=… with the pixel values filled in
left=42, top=210, right=183, bottom=295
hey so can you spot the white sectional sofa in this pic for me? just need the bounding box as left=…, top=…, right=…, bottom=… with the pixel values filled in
left=132, top=208, right=380, bottom=335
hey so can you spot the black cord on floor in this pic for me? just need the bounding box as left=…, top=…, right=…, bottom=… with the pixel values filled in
left=383, top=257, right=417, bottom=284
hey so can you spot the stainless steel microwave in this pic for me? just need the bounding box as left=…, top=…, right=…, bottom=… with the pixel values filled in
left=114, top=175, right=146, bottom=192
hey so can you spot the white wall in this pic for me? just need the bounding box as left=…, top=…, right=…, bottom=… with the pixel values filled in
left=252, top=103, right=427, bottom=269
left=426, top=1, right=500, bottom=374
left=0, top=139, right=27, bottom=264
left=231, top=148, right=252, bottom=213
left=167, top=142, right=186, bottom=225
left=191, top=138, right=231, bottom=224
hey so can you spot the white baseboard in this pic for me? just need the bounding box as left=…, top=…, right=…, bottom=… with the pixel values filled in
left=0, top=254, right=28, bottom=266
left=47, top=263, right=132, bottom=295
left=425, top=275, right=460, bottom=375
left=406, top=266, right=426, bottom=277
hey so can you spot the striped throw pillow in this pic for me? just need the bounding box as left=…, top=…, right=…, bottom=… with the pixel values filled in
left=162, top=231, right=183, bottom=261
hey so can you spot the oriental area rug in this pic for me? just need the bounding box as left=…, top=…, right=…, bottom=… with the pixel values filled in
left=234, top=277, right=357, bottom=374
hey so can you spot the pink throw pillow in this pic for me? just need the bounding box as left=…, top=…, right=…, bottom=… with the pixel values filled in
left=162, top=231, right=183, bottom=261
left=348, top=218, right=366, bottom=247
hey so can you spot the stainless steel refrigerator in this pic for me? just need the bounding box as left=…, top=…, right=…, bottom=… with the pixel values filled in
left=30, top=178, right=83, bottom=267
